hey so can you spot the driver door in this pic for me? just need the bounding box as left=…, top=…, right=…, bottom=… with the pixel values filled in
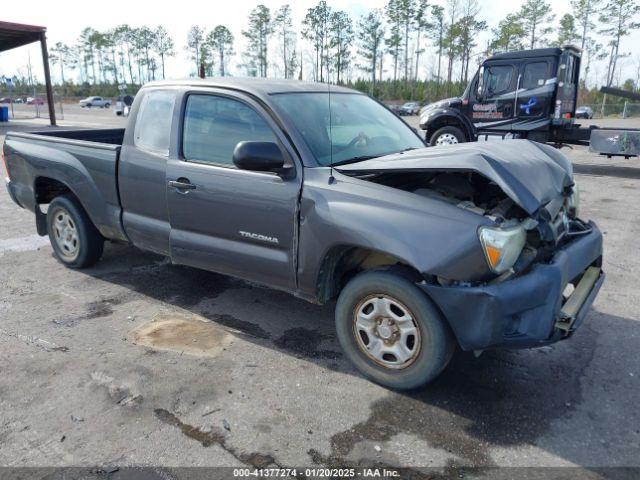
left=166, top=91, right=302, bottom=291
left=473, top=62, right=518, bottom=133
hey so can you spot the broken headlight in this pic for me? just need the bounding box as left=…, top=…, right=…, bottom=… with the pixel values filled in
left=478, top=224, right=526, bottom=274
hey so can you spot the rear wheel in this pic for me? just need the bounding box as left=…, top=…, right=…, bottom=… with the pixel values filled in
left=47, top=195, right=104, bottom=268
left=430, top=126, right=466, bottom=146
left=335, top=270, right=455, bottom=389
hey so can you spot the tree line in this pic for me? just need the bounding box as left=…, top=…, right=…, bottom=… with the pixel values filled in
left=5, top=0, right=640, bottom=102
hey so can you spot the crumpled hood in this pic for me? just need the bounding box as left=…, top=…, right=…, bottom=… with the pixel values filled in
left=336, top=140, right=574, bottom=216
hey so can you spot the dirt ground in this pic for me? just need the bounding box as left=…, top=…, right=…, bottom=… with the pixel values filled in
left=1, top=115, right=639, bottom=478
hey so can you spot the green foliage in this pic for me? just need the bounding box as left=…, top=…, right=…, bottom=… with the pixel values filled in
left=273, top=5, right=297, bottom=78
left=599, top=0, right=640, bottom=87
left=242, top=5, right=273, bottom=77
left=186, top=25, right=205, bottom=75
left=571, top=0, right=596, bottom=50
left=518, top=0, right=555, bottom=48
left=329, top=11, right=354, bottom=83
left=207, top=26, right=234, bottom=76
left=357, top=10, right=385, bottom=84
left=302, top=0, right=332, bottom=82
left=490, top=14, right=526, bottom=52
left=557, top=14, right=579, bottom=46
left=347, top=78, right=466, bottom=102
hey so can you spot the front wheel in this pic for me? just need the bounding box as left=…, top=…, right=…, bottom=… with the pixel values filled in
left=47, top=195, right=104, bottom=268
left=430, top=126, right=466, bottom=146
left=335, top=270, right=455, bottom=390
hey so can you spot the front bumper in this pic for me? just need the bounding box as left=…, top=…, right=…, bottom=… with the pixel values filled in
left=421, top=221, right=604, bottom=351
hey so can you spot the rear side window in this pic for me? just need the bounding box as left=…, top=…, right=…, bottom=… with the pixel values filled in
left=134, top=90, right=175, bottom=155
left=182, top=94, right=278, bottom=167
left=522, top=62, right=549, bottom=89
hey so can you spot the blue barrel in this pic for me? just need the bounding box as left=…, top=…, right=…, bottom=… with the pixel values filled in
left=0, top=106, right=8, bottom=122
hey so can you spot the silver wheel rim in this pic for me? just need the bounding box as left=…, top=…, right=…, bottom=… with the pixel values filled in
left=352, top=294, right=422, bottom=370
left=435, top=133, right=459, bottom=145
left=52, top=209, right=80, bottom=261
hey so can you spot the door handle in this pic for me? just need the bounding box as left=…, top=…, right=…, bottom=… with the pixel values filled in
left=168, top=179, right=196, bottom=191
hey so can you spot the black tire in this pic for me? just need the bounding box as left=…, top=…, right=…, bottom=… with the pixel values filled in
left=105, top=103, right=111, bottom=108
left=429, top=125, right=467, bottom=146
left=335, top=270, right=455, bottom=390
left=47, top=195, right=104, bottom=268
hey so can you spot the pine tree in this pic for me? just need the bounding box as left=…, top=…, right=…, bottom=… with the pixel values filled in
left=518, top=0, right=555, bottom=48
left=154, top=26, right=174, bottom=80
left=599, top=0, right=640, bottom=87
left=357, top=10, right=385, bottom=85
left=329, top=11, right=354, bottom=83
left=186, top=26, right=205, bottom=76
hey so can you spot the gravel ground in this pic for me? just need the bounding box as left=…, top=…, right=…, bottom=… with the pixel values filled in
left=1, top=115, right=639, bottom=478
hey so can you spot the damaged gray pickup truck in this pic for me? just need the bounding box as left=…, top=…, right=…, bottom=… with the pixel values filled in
left=3, top=78, right=604, bottom=389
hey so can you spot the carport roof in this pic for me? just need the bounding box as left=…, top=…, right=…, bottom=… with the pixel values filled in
left=0, top=21, right=46, bottom=52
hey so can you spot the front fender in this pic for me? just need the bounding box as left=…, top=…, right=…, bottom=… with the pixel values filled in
left=296, top=168, right=493, bottom=300
left=420, top=109, right=475, bottom=140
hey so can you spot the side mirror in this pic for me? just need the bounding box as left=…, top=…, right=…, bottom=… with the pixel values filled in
left=233, top=141, right=285, bottom=173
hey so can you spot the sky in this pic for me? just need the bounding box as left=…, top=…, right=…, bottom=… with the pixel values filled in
left=1, top=0, right=639, bottom=89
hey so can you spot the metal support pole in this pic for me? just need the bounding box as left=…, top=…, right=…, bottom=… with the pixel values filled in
left=39, top=31, right=56, bottom=126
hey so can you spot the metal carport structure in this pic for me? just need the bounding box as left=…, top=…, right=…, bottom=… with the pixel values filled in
left=0, top=21, right=56, bottom=125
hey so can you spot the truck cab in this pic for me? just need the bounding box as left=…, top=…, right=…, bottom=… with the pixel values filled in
left=420, top=46, right=581, bottom=145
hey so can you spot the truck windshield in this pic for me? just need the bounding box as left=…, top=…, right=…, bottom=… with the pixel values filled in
left=270, top=92, right=424, bottom=166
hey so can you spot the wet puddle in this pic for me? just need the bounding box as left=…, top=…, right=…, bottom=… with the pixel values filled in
left=130, top=314, right=233, bottom=357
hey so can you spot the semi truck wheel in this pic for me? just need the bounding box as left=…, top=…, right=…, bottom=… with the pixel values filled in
left=47, top=195, right=104, bottom=269
left=430, top=126, right=466, bottom=146
left=335, top=270, right=455, bottom=390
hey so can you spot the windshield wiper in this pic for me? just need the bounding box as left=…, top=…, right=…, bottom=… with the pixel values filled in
left=331, top=155, right=379, bottom=166
left=331, top=147, right=420, bottom=167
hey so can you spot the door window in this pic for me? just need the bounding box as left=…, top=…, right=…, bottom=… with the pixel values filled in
left=134, top=90, right=175, bottom=155
left=182, top=95, right=278, bottom=167
left=522, top=62, right=549, bottom=89
left=479, top=65, right=514, bottom=98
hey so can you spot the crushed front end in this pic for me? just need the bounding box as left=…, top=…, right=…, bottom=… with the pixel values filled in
left=336, top=141, right=605, bottom=351
left=416, top=172, right=604, bottom=351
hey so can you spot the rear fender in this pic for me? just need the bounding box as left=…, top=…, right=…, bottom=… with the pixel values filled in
left=5, top=137, right=126, bottom=242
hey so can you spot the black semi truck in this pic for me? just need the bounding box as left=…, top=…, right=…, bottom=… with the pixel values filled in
left=419, top=46, right=640, bottom=157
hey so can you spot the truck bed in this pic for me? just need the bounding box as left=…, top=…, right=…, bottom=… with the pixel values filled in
left=3, top=128, right=128, bottom=242
left=20, top=128, right=125, bottom=145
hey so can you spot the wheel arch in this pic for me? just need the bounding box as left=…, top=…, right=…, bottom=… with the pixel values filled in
left=314, top=244, right=424, bottom=304
left=33, top=176, right=97, bottom=236
left=425, top=111, right=474, bottom=143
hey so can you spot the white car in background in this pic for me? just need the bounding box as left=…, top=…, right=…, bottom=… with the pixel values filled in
left=79, top=96, right=111, bottom=108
